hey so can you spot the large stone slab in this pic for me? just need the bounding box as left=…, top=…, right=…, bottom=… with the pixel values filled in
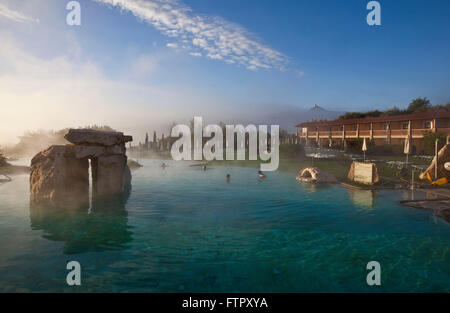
left=30, top=145, right=89, bottom=207
left=73, top=144, right=126, bottom=159
left=401, top=199, right=450, bottom=223
left=64, top=129, right=132, bottom=147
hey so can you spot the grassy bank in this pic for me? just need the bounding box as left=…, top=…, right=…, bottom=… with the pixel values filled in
left=210, top=154, right=435, bottom=190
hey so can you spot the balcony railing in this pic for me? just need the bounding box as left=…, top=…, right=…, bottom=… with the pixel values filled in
left=298, top=128, right=448, bottom=139
left=391, top=129, right=408, bottom=137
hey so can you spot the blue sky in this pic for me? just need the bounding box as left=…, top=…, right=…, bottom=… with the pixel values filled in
left=0, top=0, right=449, bottom=143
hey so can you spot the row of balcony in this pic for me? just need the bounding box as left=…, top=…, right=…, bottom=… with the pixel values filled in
left=297, top=128, right=450, bottom=139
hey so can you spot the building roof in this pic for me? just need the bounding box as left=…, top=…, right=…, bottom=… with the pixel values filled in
left=296, top=110, right=450, bottom=128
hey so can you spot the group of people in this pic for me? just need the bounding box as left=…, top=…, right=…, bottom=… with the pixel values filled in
left=160, top=162, right=266, bottom=182
left=225, top=170, right=266, bottom=182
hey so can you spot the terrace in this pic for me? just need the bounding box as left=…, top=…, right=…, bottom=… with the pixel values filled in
left=296, top=111, right=450, bottom=142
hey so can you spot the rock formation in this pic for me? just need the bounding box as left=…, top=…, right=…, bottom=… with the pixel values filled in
left=347, top=162, right=379, bottom=185
left=419, top=144, right=450, bottom=180
left=30, top=129, right=132, bottom=207
left=296, top=167, right=338, bottom=183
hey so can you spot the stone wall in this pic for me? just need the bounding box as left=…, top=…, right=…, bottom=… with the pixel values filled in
left=30, top=129, right=132, bottom=208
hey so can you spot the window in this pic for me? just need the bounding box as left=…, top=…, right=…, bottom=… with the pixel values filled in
left=402, top=122, right=409, bottom=130
left=424, top=121, right=433, bottom=129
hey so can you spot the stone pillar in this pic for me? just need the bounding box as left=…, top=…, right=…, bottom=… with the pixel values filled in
left=95, top=155, right=129, bottom=197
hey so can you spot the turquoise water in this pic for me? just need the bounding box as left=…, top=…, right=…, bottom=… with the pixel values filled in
left=0, top=159, right=449, bottom=292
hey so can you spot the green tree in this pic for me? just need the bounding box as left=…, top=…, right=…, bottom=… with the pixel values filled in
left=339, top=112, right=367, bottom=120
left=423, top=131, right=446, bottom=155
left=382, top=106, right=402, bottom=116
left=279, top=129, right=288, bottom=144
left=407, top=97, right=431, bottom=113
left=0, top=148, right=7, bottom=167
left=365, top=110, right=383, bottom=117
left=339, top=110, right=382, bottom=120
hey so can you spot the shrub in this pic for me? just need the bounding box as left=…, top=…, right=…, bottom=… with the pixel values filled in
left=345, top=138, right=375, bottom=154
left=370, top=144, right=404, bottom=156
left=423, top=131, right=446, bottom=155
left=0, top=152, right=7, bottom=167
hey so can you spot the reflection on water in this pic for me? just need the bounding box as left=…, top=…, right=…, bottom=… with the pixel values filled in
left=299, top=182, right=333, bottom=193
left=29, top=192, right=133, bottom=254
left=348, top=189, right=378, bottom=208
left=401, top=189, right=443, bottom=201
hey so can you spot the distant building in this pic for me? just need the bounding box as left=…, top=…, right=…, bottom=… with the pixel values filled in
left=296, top=111, right=450, bottom=153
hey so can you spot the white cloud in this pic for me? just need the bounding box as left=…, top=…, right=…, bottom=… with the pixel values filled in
left=206, top=53, right=222, bottom=60
left=0, top=33, right=222, bottom=145
left=166, top=42, right=178, bottom=48
left=189, top=52, right=201, bottom=57
left=94, top=0, right=288, bottom=71
left=0, top=3, right=39, bottom=23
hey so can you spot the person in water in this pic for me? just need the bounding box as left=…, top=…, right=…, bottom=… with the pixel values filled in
left=202, top=165, right=207, bottom=171
left=160, top=162, right=168, bottom=169
left=258, top=170, right=266, bottom=179
left=225, top=174, right=230, bottom=182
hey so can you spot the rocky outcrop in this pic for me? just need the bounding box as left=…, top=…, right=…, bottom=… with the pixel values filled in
left=30, top=129, right=133, bottom=208
left=64, top=129, right=132, bottom=146
left=30, top=145, right=89, bottom=207
left=296, top=167, right=338, bottom=183
left=419, top=144, right=450, bottom=180
left=127, top=159, right=143, bottom=170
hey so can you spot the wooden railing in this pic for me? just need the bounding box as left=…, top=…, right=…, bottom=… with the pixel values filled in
left=331, top=131, right=342, bottom=137
left=359, top=130, right=370, bottom=137
left=372, top=130, right=387, bottom=137
left=298, top=128, right=449, bottom=139
left=391, top=129, right=408, bottom=137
